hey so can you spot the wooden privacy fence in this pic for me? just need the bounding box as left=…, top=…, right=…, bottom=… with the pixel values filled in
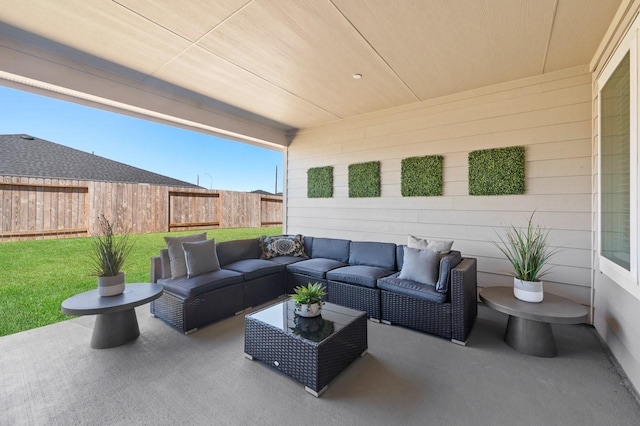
left=0, top=176, right=282, bottom=241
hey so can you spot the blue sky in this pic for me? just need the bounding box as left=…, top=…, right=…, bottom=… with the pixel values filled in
left=0, top=86, right=284, bottom=193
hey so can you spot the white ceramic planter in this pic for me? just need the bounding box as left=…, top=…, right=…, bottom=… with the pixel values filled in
left=98, top=272, right=125, bottom=297
left=296, top=302, right=322, bottom=317
left=513, top=278, right=543, bottom=303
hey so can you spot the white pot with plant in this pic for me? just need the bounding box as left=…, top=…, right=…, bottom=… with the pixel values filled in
left=291, top=282, right=327, bottom=317
left=493, top=213, right=557, bottom=303
left=91, top=215, right=135, bottom=297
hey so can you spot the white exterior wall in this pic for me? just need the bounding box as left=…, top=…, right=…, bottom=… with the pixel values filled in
left=591, top=1, right=640, bottom=394
left=286, top=66, right=593, bottom=305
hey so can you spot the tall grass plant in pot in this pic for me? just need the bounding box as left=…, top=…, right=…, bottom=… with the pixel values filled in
left=91, top=215, right=135, bottom=297
left=493, top=213, right=557, bottom=303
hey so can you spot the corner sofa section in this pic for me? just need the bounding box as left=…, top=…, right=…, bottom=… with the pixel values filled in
left=150, top=234, right=478, bottom=343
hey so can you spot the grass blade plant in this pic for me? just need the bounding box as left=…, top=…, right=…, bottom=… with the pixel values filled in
left=493, top=213, right=557, bottom=282
left=90, top=215, right=135, bottom=277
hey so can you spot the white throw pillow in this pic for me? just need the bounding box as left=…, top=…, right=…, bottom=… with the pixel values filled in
left=398, top=246, right=440, bottom=286
left=407, top=235, right=453, bottom=254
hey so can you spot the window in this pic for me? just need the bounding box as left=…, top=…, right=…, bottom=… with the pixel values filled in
left=600, top=52, right=631, bottom=271
left=598, top=19, right=640, bottom=296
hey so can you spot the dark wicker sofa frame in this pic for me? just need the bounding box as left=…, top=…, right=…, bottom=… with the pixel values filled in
left=380, top=258, right=477, bottom=344
left=150, top=236, right=478, bottom=343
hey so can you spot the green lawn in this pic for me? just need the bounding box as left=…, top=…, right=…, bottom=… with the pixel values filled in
left=0, top=226, right=282, bottom=337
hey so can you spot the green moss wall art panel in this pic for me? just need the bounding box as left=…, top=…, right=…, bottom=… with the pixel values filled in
left=307, top=166, right=334, bottom=198
left=401, top=155, right=443, bottom=196
left=468, top=146, right=525, bottom=195
left=348, top=161, right=381, bottom=197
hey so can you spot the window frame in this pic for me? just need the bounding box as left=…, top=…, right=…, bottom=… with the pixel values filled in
left=597, top=18, right=640, bottom=298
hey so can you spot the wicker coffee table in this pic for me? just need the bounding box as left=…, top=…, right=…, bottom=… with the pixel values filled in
left=244, top=299, right=368, bottom=397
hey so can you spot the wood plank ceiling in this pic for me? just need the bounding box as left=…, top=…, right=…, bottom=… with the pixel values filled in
left=0, top=0, right=623, bottom=130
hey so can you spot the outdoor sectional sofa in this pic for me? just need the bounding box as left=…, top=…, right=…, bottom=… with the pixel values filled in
left=150, top=235, right=477, bottom=344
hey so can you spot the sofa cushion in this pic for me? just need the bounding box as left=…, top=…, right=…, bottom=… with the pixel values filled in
left=435, top=251, right=462, bottom=294
left=164, top=233, right=207, bottom=278
left=349, top=241, right=396, bottom=270
left=259, top=234, right=307, bottom=259
left=303, top=236, right=314, bottom=258
left=160, top=249, right=171, bottom=279
left=268, top=256, right=307, bottom=266
left=408, top=235, right=453, bottom=254
left=311, top=237, right=350, bottom=262
left=398, top=246, right=440, bottom=286
left=216, top=238, right=261, bottom=266
left=378, top=272, right=447, bottom=303
left=286, top=258, right=348, bottom=279
left=327, top=265, right=395, bottom=288
left=158, top=269, right=243, bottom=298
left=222, top=258, right=285, bottom=281
left=182, top=239, right=221, bottom=278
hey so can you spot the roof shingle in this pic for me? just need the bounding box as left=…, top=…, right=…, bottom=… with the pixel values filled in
left=0, top=134, right=199, bottom=188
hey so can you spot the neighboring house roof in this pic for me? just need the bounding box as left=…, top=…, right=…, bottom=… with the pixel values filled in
left=0, top=134, right=199, bottom=188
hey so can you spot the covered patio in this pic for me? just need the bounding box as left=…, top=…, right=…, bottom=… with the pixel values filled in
left=2, top=0, right=640, bottom=423
left=2, top=304, right=639, bottom=425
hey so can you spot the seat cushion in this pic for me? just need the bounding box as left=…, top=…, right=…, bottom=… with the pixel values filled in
left=378, top=272, right=447, bottom=303
left=222, top=258, right=285, bottom=281
left=326, top=265, right=394, bottom=288
left=286, top=258, right=348, bottom=279
left=268, top=256, right=307, bottom=266
left=158, top=269, right=243, bottom=298
left=349, top=241, right=396, bottom=270
left=311, top=238, right=351, bottom=262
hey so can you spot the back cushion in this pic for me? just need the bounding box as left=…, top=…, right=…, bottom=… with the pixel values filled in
left=303, top=236, right=314, bottom=258
left=160, top=249, right=171, bottom=279
left=396, top=245, right=406, bottom=270
left=311, top=237, right=350, bottom=263
left=216, top=238, right=261, bottom=266
left=349, top=241, right=396, bottom=270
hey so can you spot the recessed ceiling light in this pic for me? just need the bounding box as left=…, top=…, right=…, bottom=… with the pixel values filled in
left=352, top=73, right=363, bottom=79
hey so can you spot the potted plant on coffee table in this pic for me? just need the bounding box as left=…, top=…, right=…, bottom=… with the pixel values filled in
left=493, top=212, right=558, bottom=303
left=90, top=214, right=135, bottom=297
left=291, top=282, right=327, bottom=317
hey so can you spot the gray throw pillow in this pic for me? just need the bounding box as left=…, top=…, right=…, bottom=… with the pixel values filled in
left=398, top=246, right=440, bottom=285
left=164, top=233, right=207, bottom=278
left=182, top=239, right=220, bottom=278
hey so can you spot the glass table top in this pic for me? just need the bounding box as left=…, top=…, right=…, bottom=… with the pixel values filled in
left=247, top=299, right=364, bottom=343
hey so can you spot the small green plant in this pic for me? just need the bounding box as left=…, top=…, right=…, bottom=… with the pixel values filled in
left=90, top=215, right=135, bottom=277
left=290, top=282, right=327, bottom=307
left=492, top=212, right=557, bottom=282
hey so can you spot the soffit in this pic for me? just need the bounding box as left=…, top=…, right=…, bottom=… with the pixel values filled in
left=0, top=0, right=624, bottom=132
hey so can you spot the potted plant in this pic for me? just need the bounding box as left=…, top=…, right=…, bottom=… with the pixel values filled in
left=291, top=282, right=327, bottom=317
left=90, top=215, right=135, bottom=297
left=492, top=212, right=557, bottom=303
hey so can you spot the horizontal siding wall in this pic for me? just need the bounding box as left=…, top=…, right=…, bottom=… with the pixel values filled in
left=590, top=0, right=640, bottom=394
left=286, top=66, right=593, bottom=305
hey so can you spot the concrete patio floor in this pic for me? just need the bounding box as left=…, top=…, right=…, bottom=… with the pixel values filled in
left=1, top=302, right=639, bottom=426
